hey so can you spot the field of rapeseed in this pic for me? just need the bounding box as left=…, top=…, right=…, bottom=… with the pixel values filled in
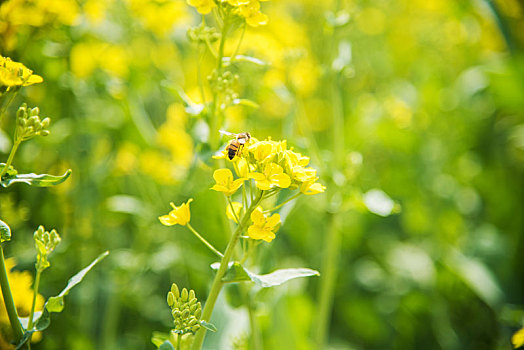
left=1, top=0, right=524, bottom=349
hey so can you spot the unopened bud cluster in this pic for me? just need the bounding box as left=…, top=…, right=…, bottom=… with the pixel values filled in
left=167, top=283, right=202, bottom=335
left=34, top=225, right=61, bottom=271
left=16, top=103, right=50, bottom=141
left=208, top=70, right=239, bottom=106
left=187, top=25, right=220, bottom=44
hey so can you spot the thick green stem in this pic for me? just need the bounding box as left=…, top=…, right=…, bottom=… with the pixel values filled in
left=314, top=214, right=341, bottom=349
left=186, top=223, right=224, bottom=258
left=177, top=333, right=182, bottom=350
left=0, top=140, right=20, bottom=178
left=27, top=268, right=42, bottom=332
left=191, top=191, right=263, bottom=350
left=0, top=245, right=24, bottom=343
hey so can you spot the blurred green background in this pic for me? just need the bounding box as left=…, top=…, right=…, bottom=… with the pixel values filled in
left=1, top=0, right=524, bottom=349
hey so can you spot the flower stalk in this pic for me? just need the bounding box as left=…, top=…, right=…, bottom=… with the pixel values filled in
left=0, top=245, right=24, bottom=343
left=191, top=190, right=264, bottom=350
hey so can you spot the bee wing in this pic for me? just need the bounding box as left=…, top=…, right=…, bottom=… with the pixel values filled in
left=219, top=130, right=238, bottom=137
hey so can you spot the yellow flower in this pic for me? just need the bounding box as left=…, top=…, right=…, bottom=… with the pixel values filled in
left=211, top=169, right=246, bottom=196
left=283, top=149, right=310, bottom=168
left=226, top=201, right=243, bottom=223
left=250, top=140, right=276, bottom=162
left=300, top=177, right=326, bottom=195
left=247, top=209, right=280, bottom=242
left=159, top=199, right=193, bottom=226
left=291, top=166, right=317, bottom=182
left=248, top=162, right=291, bottom=190
left=237, top=1, right=268, bottom=27
left=513, top=328, right=524, bottom=349
left=187, top=0, right=216, bottom=14
left=0, top=56, right=43, bottom=88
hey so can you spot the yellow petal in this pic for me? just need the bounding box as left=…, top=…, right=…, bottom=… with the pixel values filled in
left=213, top=168, right=233, bottom=185
left=270, top=173, right=291, bottom=188
left=248, top=172, right=266, bottom=181
left=250, top=209, right=266, bottom=226
left=254, top=179, right=272, bottom=190
left=226, top=202, right=243, bottom=223
left=159, top=214, right=177, bottom=226
left=23, top=74, right=43, bottom=86
left=266, top=213, right=281, bottom=228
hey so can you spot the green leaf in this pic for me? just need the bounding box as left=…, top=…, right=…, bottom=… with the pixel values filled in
left=0, top=219, right=11, bottom=242
left=45, top=251, right=109, bottom=313
left=158, top=341, right=175, bottom=350
left=0, top=169, right=72, bottom=188
left=200, top=320, right=217, bottom=332
left=211, top=262, right=320, bottom=288
left=151, top=332, right=170, bottom=348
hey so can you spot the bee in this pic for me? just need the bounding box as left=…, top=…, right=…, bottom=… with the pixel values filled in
left=220, top=130, right=251, bottom=160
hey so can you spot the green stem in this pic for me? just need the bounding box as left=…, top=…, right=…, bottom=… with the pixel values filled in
left=186, top=223, right=224, bottom=258
left=177, top=333, right=182, bottom=350
left=0, top=139, right=20, bottom=178
left=264, top=192, right=302, bottom=213
left=314, top=214, right=341, bottom=349
left=226, top=196, right=241, bottom=225
left=0, top=245, right=24, bottom=343
left=27, top=267, right=42, bottom=332
left=191, top=191, right=264, bottom=350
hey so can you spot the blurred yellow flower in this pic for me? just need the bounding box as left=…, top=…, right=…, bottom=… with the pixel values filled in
left=187, top=0, right=216, bottom=14
left=247, top=208, right=280, bottom=242
left=0, top=56, right=43, bottom=88
left=513, top=327, right=524, bottom=348
left=237, top=1, right=268, bottom=27
left=211, top=169, right=246, bottom=196
left=226, top=201, right=243, bottom=223
left=248, top=162, right=291, bottom=190
left=159, top=199, right=193, bottom=226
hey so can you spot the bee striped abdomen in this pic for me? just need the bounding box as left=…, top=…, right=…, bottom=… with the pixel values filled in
left=228, top=146, right=237, bottom=160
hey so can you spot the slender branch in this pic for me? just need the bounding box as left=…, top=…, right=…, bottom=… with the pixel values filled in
left=0, top=140, right=20, bottom=178
left=0, top=245, right=24, bottom=343
left=226, top=196, right=241, bottom=226
left=191, top=190, right=263, bottom=350
left=27, top=268, right=42, bottom=332
left=264, top=192, right=302, bottom=213
left=186, top=223, right=223, bottom=258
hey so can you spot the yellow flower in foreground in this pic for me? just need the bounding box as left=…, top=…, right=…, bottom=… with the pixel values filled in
left=248, top=162, right=291, bottom=190
left=513, top=328, right=524, bottom=348
left=300, top=177, right=326, bottom=195
left=226, top=201, right=243, bottom=223
left=159, top=199, right=193, bottom=226
left=0, top=56, right=43, bottom=88
left=211, top=169, right=246, bottom=196
left=187, top=0, right=216, bottom=14
left=248, top=209, right=280, bottom=242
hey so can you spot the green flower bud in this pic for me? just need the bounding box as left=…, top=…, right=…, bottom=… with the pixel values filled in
left=41, top=117, right=50, bottom=128
left=171, top=283, right=180, bottom=299
left=167, top=291, right=175, bottom=307
left=189, top=289, right=195, bottom=301
left=40, top=130, right=50, bottom=136
left=30, top=107, right=39, bottom=116
left=181, top=288, right=188, bottom=302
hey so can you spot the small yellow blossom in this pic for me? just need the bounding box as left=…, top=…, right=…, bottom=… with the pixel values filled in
left=159, top=199, right=193, bottom=226
left=237, top=1, right=268, bottom=27
left=513, top=328, right=524, bottom=349
left=211, top=169, right=246, bottom=196
left=250, top=141, right=276, bottom=162
left=187, top=0, right=216, bottom=14
left=247, top=208, right=280, bottom=242
left=291, top=166, right=317, bottom=182
left=234, top=158, right=252, bottom=178
left=0, top=56, right=43, bottom=88
left=248, top=162, right=291, bottom=190
left=226, top=201, right=243, bottom=223
left=300, top=177, right=326, bottom=195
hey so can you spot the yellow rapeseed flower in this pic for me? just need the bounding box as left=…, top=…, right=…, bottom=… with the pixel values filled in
left=226, top=201, right=243, bottom=223
left=300, top=177, right=326, bottom=195
left=187, top=0, right=216, bottom=14
left=248, top=162, right=291, bottom=190
left=250, top=140, right=276, bottom=162
left=159, top=199, right=193, bottom=226
left=0, top=56, right=43, bottom=88
left=211, top=169, right=246, bottom=196
left=513, top=327, right=524, bottom=349
left=237, top=1, right=268, bottom=27
left=247, top=208, right=280, bottom=242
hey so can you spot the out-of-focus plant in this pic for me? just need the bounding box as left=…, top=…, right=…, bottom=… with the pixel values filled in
left=0, top=55, right=107, bottom=349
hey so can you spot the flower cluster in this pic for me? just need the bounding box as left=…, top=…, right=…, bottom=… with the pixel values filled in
left=34, top=225, right=61, bottom=271
left=214, top=136, right=325, bottom=195
left=187, top=0, right=269, bottom=27
left=0, top=56, right=43, bottom=91
left=167, top=283, right=202, bottom=335
left=16, top=104, right=51, bottom=141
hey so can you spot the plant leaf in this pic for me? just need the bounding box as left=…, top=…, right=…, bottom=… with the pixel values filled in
left=0, top=219, right=11, bottom=242
left=0, top=169, right=72, bottom=188
left=211, top=262, right=320, bottom=288
left=43, top=251, right=109, bottom=314
left=151, top=332, right=170, bottom=348
left=200, top=320, right=217, bottom=332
